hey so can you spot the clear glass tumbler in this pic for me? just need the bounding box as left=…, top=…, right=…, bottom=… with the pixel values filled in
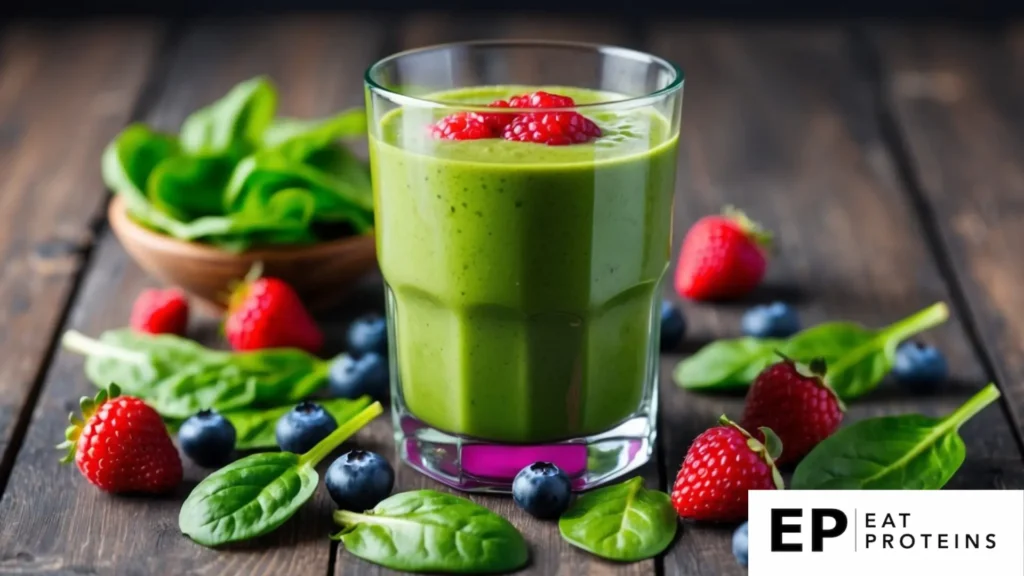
left=365, top=41, right=683, bottom=492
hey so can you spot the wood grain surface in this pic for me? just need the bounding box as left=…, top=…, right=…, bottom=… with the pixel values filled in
left=0, top=15, right=388, bottom=576
left=0, top=22, right=162, bottom=490
left=871, top=25, right=1024, bottom=446
left=648, top=24, right=1024, bottom=576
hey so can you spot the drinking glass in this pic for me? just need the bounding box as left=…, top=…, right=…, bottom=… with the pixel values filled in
left=365, top=40, right=683, bottom=492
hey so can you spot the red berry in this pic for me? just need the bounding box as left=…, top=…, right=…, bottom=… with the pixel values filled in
left=480, top=99, right=516, bottom=131
left=225, top=275, right=323, bottom=353
left=741, top=358, right=845, bottom=465
left=671, top=417, right=783, bottom=522
left=59, top=385, right=182, bottom=494
left=507, top=91, right=575, bottom=109
left=431, top=112, right=494, bottom=140
left=502, top=112, right=601, bottom=146
left=675, top=208, right=771, bottom=301
left=130, top=287, right=189, bottom=336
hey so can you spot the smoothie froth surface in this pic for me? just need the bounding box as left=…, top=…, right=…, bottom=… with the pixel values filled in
left=378, top=85, right=674, bottom=165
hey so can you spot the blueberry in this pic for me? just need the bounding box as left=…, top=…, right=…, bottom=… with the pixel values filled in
left=742, top=302, right=801, bottom=338
left=328, top=352, right=389, bottom=401
left=660, top=300, right=687, bottom=351
left=512, top=462, right=573, bottom=519
left=893, top=341, right=948, bottom=390
left=275, top=401, right=338, bottom=454
left=732, top=522, right=749, bottom=566
left=325, top=450, right=395, bottom=511
left=178, top=409, right=236, bottom=468
left=347, top=313, right=388, bottom=356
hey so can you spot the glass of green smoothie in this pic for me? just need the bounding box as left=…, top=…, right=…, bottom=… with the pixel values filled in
left=366, top=41, right=683, bottom=492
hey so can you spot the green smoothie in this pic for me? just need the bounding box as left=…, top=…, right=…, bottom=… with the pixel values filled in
left=371, top=86, right=678, bottom=443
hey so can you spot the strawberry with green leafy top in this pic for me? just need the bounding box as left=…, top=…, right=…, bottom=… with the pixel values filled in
left=58, top=384, right=182, bottom=494
left=671, top=416, right=783, bottom=522
left=224, top=267, right=323, bottom=354
left=675, top=207, right=772, bottom=301
left=742, top=357, right=845, bottom=465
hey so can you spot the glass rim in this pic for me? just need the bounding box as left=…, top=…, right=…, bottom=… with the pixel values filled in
left=364, top=39, right=685, bottom=113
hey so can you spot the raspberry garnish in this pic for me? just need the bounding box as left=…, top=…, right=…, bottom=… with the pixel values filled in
left=480, top=99, right=516, bottom=132
left=502, top=112, right=602, bottom=146
left=507, top=91, right=576, bottom=109
left=431, top=112, right=494, bottom=140
left=430, top=91, right=598, bottom=144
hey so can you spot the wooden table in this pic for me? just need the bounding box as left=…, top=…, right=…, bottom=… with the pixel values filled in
left=0, top=14, right=1022, bottom=576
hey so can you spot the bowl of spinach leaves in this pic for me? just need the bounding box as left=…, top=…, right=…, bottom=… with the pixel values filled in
left=103, top=76, right=378, bottom=312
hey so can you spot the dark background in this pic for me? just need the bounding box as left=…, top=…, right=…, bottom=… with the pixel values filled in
left=3, top=0, right=1024, bottom=19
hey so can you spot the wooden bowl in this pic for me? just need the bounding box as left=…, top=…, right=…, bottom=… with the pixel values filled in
left=108, top=196, right=379, bottom=314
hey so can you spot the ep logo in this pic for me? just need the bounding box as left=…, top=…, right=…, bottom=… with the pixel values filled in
left=770, top=508, right=848, bottom=552
left=748, top=490, right=1024, bottom=576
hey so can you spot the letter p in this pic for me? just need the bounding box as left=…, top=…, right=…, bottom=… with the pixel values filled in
left=811, top=509, right=848, bottom=552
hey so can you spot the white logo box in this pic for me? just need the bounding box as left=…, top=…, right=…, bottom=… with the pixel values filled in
left=748, top=490, right=1024, bottom=575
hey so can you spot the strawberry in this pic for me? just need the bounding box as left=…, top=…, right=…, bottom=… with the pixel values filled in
left=58, top=384, right=182, bottom=494
left=224, top=271, right=323, bottom=353
left=130, top=287, right=189, bottom=336
left=671, top=416, right=783, bottom=522
left=674, top=208, right=771, bottom=300
left=741, top=357, right=845, bottom=465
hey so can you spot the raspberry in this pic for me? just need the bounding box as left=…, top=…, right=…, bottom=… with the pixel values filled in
left=430, top=91, right=590, bottom=143
left=480, top=99, right=516, bottom=132
left=507, top=91, right=575, bottom=109
left=431, top=113, right=494, bottom=140
left=502, top=112, right=602, bottom=146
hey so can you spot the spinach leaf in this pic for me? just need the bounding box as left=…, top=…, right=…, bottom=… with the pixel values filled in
left=792, top=383, right=1000, bottom=489
left=62, top=330, right=333, bottom=418
left=673, top=337, right=780, bottom=390
left=180, top=401, right=383, bottom=547
left=225, top=151, right=374, bottom=219
left=152, top=364, right=258, bottom=419
left=64, top=329, right=217, bottom=397
left=145, top=187, right=318, bottom=252
left=147, top=154, right=235, bottom=220
left=332, top=490, right=529, bottom=574
left=674, top=302, right=949, bottom=398
left=102, top=124, right=189, bottom=234
left=305, top=145, right=374, bottom=219
left=180, top=76, right=277, bottom=157
left=226, top=396, right=373, bottom=450
left=558, top=476, right=677, bottom=562
left=803, top=303, right=949, bottom=399
left=180, top=452, right=316, bottom=546
left=230, top=347, right=329, bottom=403
left=103, top=77, right=373, bottom=250
left=781, top=322, right=874, bottom=359
left=262, top=108, right=367, bottom=160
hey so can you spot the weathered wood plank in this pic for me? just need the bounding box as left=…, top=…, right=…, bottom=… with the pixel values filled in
left=0, top=16, right=388, bottom=576
left=872, top=25, right=1024, bottom=446
left=648, top=25, right=1024, bottom=576
left=0, top=21, right=161, bottom=486
left=335, top=14, right=661, bottom=576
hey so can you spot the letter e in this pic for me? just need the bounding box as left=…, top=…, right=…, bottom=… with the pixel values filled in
left=772, top=509, right=803, bottom=552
